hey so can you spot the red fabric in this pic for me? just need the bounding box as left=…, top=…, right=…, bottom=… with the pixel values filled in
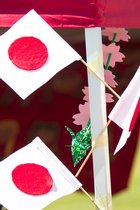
left=12, top=163, right=53, bottom=195
left=129, top=97, right=140, bottom=131
left=8, top=37, right=48, bottom=70
left=99, top=0, right=140, bottom=28
left=0, top=0, right=140, bottom=28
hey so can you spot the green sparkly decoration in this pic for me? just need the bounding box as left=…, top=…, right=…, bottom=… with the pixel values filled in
left=65, top=119, right=91, bottom=167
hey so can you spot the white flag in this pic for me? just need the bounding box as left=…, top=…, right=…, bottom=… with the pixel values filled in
left=108, top=67, right=140, bottom=154
left=0, top=10, right=81, bottom=99
left=0, top=137, right=82, bottom=210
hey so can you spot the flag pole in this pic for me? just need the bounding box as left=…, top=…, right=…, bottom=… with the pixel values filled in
left=75, top=119, right=111, bottom=178
left=84, top=28, right=112, bottom=210
left=76, top=51, right=122, bottom=176
left=80, top=58, right=120, bottom=100
left=80, top=187, right=94, bottom=202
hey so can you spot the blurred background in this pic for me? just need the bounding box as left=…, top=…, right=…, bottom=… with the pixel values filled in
left=0, top=27, right=140, bottom=209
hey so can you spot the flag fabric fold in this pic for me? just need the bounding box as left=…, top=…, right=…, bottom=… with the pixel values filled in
left=108, top=67, right=140, bottom=154
left=0, top=137, right=82, bottom=210
left=0, top=9, right=81, bottom=99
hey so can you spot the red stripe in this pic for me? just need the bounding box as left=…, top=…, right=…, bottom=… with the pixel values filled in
left=129, top=97, right=140, bottom=131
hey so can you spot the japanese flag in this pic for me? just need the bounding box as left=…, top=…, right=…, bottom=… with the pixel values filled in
left=109, top=67, right=140, bottom=154
left=0, top=137, right=82, bottom=210
left=0, top=10, right=81, bottom=99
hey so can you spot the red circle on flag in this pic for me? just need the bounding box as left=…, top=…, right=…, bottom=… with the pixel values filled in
left=8, top=36, right=48, bottom=70
left=12, top=163, right=53, bottom=195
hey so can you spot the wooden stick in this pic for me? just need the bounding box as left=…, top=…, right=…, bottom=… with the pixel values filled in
left=75, top=119, right=112, bottom=177
left=75, top=141, right=95, bottom=178
left=76, top=58, right=119, bottom=181
left=80, top=58, right=120, bottom=100
left=80, top=187, right=94, bottom=202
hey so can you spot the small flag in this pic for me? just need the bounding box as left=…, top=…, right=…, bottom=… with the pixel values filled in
left=0, top=137, right=82, bottom=210
left=108, top=67, right=140, bottom=154
left=0, top=10, right=81, bottom=99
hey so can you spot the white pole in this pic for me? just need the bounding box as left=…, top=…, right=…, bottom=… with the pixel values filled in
left=85, top=28, right=112, bottom=210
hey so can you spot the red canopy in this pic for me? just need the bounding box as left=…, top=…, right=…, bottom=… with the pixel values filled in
left=0, top=0, right=140, bottom=28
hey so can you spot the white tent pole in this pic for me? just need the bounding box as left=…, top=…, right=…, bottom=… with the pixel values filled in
left=84, top=28, right=112, bottom=210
